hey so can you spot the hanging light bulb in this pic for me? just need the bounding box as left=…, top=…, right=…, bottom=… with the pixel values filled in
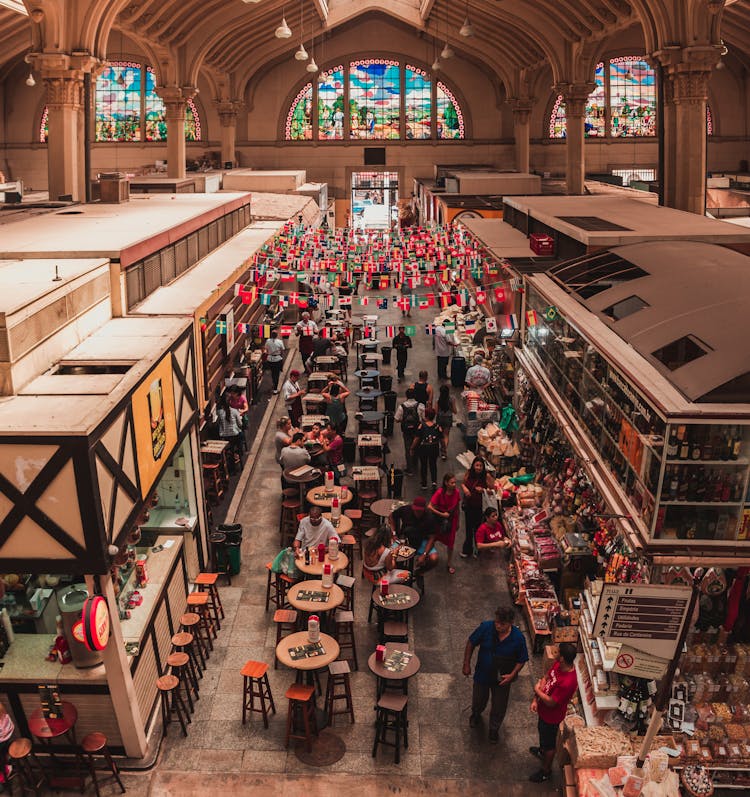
left=295, top=42, right=308, bottom=60
left=459, top=17, right=474, bottom=37
left=275, top=16, right=292, bottom=38
left=306, top=57, right=318, bottom=73
left=25, top=71, right=36, bottom=87
left=441, top=41, right=454, bottom=59
left=432, top=57, right=441, bottom=71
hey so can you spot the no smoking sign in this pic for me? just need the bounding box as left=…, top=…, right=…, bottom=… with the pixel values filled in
left=616, top=652, right=634, bottom=670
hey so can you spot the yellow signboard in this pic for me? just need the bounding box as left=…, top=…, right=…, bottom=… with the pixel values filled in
left=132, top=354, right=177, bottom=498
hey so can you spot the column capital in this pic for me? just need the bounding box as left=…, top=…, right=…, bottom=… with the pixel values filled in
left=654, top=46, right=721, bottom=105
left=553, top=82, right=595, bottom=117
left=155, top=85, right=198, bottom=106
left=508, top=98, right=534, bottom=124
left=214, top=99, right=242, bottom=127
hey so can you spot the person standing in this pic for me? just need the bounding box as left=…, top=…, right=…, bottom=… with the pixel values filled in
left=321, top=381, right=350, bottom=434
left=465, top=354, right=492, bottom=390
left=264, top=329, right=285, bottom=394
left=281, top=370, right=305, bottom=427
left=529, top=643, right=579, bottom=782
left=411, top=406, right=441, bottom=491
left=392, top=326, right=412, bottom=382
left=463, top=606, right=529, bottom=743
left=435, top=384, right=457, bottom=460
left=460, top=456, right=495, bottom=558
left=394, top=388, right=424, bottom=475
left=295, top=311, right=318, bottom=371
left=475, top=507, right=510, bottom=557
left=217, top=393, right=244, bottom=474
left=434, top=322, right=456, bottom=381
left=411, top=370, right=433, bottom=409
left=428, top=473, right=461, bottom=574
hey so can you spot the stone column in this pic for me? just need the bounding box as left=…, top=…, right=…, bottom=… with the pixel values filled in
left=510, top=99, right=533, bottom=174
left=556, top=83, right=593, bottom=195
left=155, top=86, right=198, bottom=179
left=215, top=100, right=241, bottom=168
left=655, top=47, right=719, bottom=215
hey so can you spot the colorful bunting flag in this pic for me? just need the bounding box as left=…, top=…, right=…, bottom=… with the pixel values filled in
left=215, top=320, right=227, bottom=334
left=425, top=324, right=435, bottom=336
left=543, top=306, right=558, bottom=322
left=377, top=298, right=388, bottom=310
left=485, top=317, right=498, bottom=333
left=475, top=290, right=487, bottom=304
left=404, top=325, right=416, bottom=336
left=385, top=325, right=396, bottom=337
left=280, top=325, right=293, bottom=337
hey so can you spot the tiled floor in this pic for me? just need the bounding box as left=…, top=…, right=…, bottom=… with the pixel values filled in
left=97, top=284, right=558, bottom=796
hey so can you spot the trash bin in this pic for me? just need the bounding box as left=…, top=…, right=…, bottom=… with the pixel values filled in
left=383, top=390, right=397, bottom=413
left=343, top=435, right=356, bottom=463
left=383, top=411, right=394, bottom=437
left=387, top=466, right=404, bottom=499
left=219, top=523, right=242, bottom=544
left=380, top=346, right=392, bottom=365
left=379, top=374, right=393, bottom=392
left=226, top=541, right=242, bottom=575
left=210, top=532, right=228, bottom=574
left=451, top=355, right=467, bottom=388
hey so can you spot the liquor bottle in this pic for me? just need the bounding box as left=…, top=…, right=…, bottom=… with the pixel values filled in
left=691, top=432, right=702, bottom=460
left=695, top=468, right=707, bottom=503
left=732, top=426, right=743, bottom=461
left=731, top=473, right=744, bottom=502
left=668, top=466, right=679, bottom=500
left=679, top=428, right=690, bottom=460
left=720, top=428, right=731, bottom=461
left=678, top=467, right=689, bottom=502
left=667, top=428, right=678, bottom=459
left=713, top=471, right=724, bottom=502
left=687, top=469, right=699, bottom=501
left=702, top=436, right=713, bottom=461
left=721, top=474, right=732, bottom=503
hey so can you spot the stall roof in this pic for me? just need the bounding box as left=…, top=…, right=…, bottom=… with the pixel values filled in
left=0, top=316, right=190, bottom=435
left=132, top=221, right=283, bottom=316
left=243, top=192, right=319, bottom=224
left=459, top=217, right=540, bottom=259
left=0, top=257, right=110, bottom=318
left=503, top=195, right=750, bottom=247
left=0, top=192, right=252, bottom=260
left=532, top=240, right=750, bottom=411
left=437, top=195, right=505, bottom=210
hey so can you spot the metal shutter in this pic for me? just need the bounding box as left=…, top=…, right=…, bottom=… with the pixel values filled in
left=161, top=245, right=176, bottom=284
left=143, top=253, right=162, bottom=295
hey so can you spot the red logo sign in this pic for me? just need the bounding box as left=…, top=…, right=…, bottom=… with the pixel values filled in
left=82, top=596, right=110, bottom=651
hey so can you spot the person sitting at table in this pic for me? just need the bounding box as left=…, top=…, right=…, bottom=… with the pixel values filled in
left=305, top=422, right=324, bottom=445
left=294, top=506, right=341, bottom=554
left=475, top=507, right=510, bottom=557
left=227, top=384, right=249, bottom=421
left=322, top=380, right=350, bottom=434
left=321, top=423, right=344, bottom=474
left=389, top=496, right=439, bottom=574
left=363, top=525, right=410, bottom=585
left=274, top=416, right=295, bottom=463
left=279, top=432, right=311, bottom=487
left=0, top=701, right=14, bottom=781
left=311, top=334, right=333, bottom=368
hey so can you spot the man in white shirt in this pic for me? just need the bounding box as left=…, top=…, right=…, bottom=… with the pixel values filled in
left=295, top=312, right=319, bottom=371
left=394, top=388, right=425, bottom=475
left=294, top=506, right=341, bottom=552
left=264, top=329, right=285, bottom=394
left=465, top=354, right=492, bottom=390
left=434, top=322, right=457, bottom=380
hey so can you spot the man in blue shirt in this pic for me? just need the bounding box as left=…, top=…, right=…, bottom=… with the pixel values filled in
left=463, top=605, right=529, bottom=742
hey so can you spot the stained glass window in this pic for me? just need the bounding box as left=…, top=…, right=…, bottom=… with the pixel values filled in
left=286, top=83, right=313, bottom=140
left=95, top=61, right=142, bottom=141
left=707, top=104, right=714, bottom=136
left=548, top=63, right=605, bottom=138
left=144, top=68, right=201, bottom=141
left=405, top=65, right=431, bottom=140
left=318, top=66, right=344, bottom=140
left=609, top=57, right=656, bottom=136
left=436, top=81, right=464, bottom=139
left=349, top=59, right=401, bottom=140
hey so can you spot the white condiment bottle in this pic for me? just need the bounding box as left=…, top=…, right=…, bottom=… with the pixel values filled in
left=328, top=537, right=339, bottom=560
left=307, top=614, right=320, bottom=643
left=322, top=563, right=333, bottom=589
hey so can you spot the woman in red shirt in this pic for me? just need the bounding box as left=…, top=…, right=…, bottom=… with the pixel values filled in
left=475, top=507, right=509, bottom=556
left=428, top=473, right=461, bottom=574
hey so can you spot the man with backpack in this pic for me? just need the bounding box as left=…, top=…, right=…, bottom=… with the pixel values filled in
left=394, top=387, right=424, bottom=475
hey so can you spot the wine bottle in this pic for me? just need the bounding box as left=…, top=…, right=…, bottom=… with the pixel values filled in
left=679, top=427, right=690, bottom=459
left=731, top=426, right=742, bottom=461
left=691, top=432, right=702, bottom=460
left=678, top=467, right=689, bottom=502
left=667, top=428, right=678, bottom=458
left=668, top=466, right=679, bottom=500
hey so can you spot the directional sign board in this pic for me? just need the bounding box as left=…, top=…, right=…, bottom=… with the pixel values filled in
left=592, top=583, right=693, bottom=660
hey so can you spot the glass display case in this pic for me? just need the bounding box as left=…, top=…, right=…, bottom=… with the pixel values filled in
left=523, top=285, right=750, bottom=547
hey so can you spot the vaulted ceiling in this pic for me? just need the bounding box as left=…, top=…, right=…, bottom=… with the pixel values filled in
left=0, top=0, right=748, bottom=96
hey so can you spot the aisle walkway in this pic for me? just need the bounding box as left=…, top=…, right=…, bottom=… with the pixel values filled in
left=145, top=282, right=552, bottom=795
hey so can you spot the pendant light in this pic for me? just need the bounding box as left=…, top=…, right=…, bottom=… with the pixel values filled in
left=25, top=71, right=36, bottom=87
left=275, top=5, right=292, bottom=39
left=441, top=41, right=454, bottom=59
left=431, top=55, right=441, bottom=71
left=459, top=2, right=474, bottom=38
left=306, top=32, right=318, bottom=72
left=294, top=1, right=308, bottom=60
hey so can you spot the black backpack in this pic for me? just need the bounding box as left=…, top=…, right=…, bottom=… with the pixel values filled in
left=401, top=403, right=419, bottom=433
left=418, top=423, right=441, bottom=449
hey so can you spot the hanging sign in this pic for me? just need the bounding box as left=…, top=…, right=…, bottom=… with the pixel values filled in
left=611, top=645, right=670, bottom=680
left=81, top=596, right=110, bottom=651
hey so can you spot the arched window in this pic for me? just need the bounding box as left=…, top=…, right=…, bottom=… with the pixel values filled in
left=283, top=58, right=465, bottom=141
left=609, top=57, right=656, bottom=136
left=40, top=60, right=201, bottom=143
left=548, top=63, right=605, bottom=138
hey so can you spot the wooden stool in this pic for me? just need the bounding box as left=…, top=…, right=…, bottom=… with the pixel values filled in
left=382, top=620, right=409, bottom=644
left=273, top=609, right=299, bottom=668
left=344, top=508, right=364, bottom=558
left=80, top=732, right=126, bottom=797
left=284, top=684, right=318, bottom=753
left=372, top=693, right=409, bottom=764
left=195, top=572, right=225, bottom=630
left=8, top=738, right=48, bottom=795
left=180, top=613, right=208, bottom=669
left=167, top=651, right=198, bottom=713
left=203, top=462, right=224, bottom=504
left=325, top=660, right=355, bottom=725
left=340, top=536, right=356, bottom=577
left=265, top=562, right=294, bottom=612
left=157, top=674, right=190, bottom=737
left=279, top=499, right=301, bottom=547
left=282, top=487, right=299, bottom=500
left=187, top=592, right=216, bottom=651
left=335, top=573, right=356, bottom=612
left=241, top=660, right=275, bottom=728
left=172, top=631, right=203, bottom=681
left=333, top=609, right=359, bottom=671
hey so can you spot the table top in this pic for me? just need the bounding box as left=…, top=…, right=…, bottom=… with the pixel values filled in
left=356, top=389, right=383, bottom=398
left=296, top=550, right=349, bottom=577
left=367, top=644, right=421, bottom=681
left=300, top=414, right=328, bottom=428
left=275, top=631, right=340, bottom=672
left=350, top=466, right=382, bottom=481
left=306, top=486, right=354, bottom=507
left=28, top=701, right=78, bottom=739
left=371, top=585, right=421, bottom=611
left=302, top=393, right=325, bottom=402
left=283, top=466, right=321, bottom=484
left=308, top=372, right=334, bottom=382
left=370, top=498, right=409, bottom=517
left=354, top=370, right=380, bottom=379
left=358, top=411, right=385, bottom=422
left=362, top=315, right=379, bottom=323
left=322, top=513, right=353, bottom=533
left=315, top=356, right=340, bottom=364
left=200, top=439, right=230, bottom=453
left=287, top=580, right=345, bottom=614
left=358, top=434, right=383, bottom=447
left=355, top=339, right=381, bottom=347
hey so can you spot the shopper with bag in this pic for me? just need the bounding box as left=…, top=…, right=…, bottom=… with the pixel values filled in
left=460, top=456, right=495, bottom=558
left=411, top=406, right=442, bottom=491
left=395, top=388, right=425, bottom=475
left=428, top=473, right=461, bottom=573
left=529, top=643, right=578, bottom=782
left=463, top=605, right=529, bottom=743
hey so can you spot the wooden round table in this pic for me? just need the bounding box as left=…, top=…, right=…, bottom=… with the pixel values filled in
left=284, top=466, right=322, bottom=508
left=28, top=701, right=78, bottom=745
left=370, top=498, right=409, bottom=517
left=371, top=584, right=421, bottom=613
left=367, top=644, right=421, bottom=698
left=296, top=551, right=349, bottom=577
left=306, top=486, right=354, bottom=509
left=287, top=579, right=345, bottom=614
left=275, top=631, right=340, bottom=672
left=322, top=513, right=353, bottom=534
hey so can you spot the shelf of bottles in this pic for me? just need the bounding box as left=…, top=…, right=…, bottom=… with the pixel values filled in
left=523, top=285, right=750, bottom=546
